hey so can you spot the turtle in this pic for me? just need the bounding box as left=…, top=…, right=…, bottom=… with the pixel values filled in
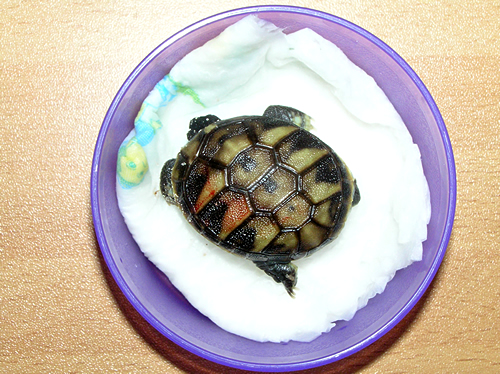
left=160, top=105, right=360, bottom=296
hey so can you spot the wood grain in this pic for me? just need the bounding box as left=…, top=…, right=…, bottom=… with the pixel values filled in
left=1, top=1, right=499, bottom=373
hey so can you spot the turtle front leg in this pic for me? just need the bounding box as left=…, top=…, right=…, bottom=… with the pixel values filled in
left=187, top=114, right=220, bottom=140
left=254, top=260, right=298, bottom=297
left=160, top=158, right=177, bottom=204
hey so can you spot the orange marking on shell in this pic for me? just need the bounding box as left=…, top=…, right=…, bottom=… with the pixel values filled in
left=194, top=169, right=224, bottom=213
left=194, top=189, right=215, bottom=213
left=220, top=193, right=252, bottom=238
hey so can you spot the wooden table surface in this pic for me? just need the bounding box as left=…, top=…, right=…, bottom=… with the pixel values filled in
left=1, top=1, right=499, bottom=373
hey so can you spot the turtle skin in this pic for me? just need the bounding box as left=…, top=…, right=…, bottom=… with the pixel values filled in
left=160, top=106, right=360, bottom=296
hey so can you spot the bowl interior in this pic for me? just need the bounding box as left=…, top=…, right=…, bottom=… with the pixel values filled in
left=91, top=6, right=455, bottom=372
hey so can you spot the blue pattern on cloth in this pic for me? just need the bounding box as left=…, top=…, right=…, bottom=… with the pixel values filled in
left=117, top=75, right=203, bottom=189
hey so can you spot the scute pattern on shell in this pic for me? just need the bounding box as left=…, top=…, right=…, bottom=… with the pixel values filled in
left=171, top=116, right=356, bottom=262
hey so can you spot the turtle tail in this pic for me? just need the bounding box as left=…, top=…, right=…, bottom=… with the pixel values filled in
left=352, top=179, right=361, bottom=206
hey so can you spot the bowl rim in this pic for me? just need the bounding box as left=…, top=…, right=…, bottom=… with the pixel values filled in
left=91, top=5, right=456, bottom=372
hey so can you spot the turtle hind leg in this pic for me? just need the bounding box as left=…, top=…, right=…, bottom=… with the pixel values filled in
left=263, top=105, right=313, bottom=131
left=254, top=261, right=298, bottom=297
left=160, top=158, right=177, bottom=204
left=187, top=114, right=220, bottom=140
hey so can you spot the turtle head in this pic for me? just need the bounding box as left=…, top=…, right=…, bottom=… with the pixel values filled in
left=187, top=114, right=220, bottom=140
left=160, top=158, right=177, bottom=204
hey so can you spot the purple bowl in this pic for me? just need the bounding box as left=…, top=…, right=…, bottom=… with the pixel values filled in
left=91, top=6, right=456, bottom=372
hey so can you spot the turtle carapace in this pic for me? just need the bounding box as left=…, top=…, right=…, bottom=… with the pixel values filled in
left=160, top=105, right=360, bottom=296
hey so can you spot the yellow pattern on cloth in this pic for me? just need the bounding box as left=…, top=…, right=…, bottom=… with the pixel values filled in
left=117, top=75, right=203, bottom=188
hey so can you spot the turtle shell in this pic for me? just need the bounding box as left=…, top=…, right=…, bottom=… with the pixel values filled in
left=170, top=116, right=357, bottom=263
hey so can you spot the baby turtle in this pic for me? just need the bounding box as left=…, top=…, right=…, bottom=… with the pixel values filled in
left=160, top=105, right=360, bottom=296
